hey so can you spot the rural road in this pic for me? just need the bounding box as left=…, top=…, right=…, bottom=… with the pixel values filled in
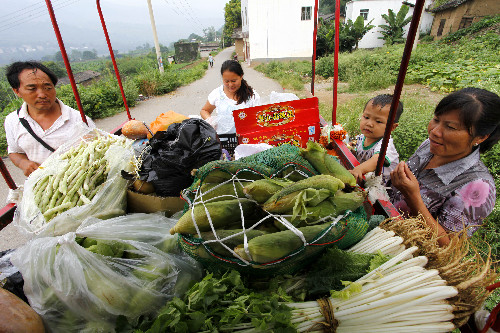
left=0, top=46, right=284, bottom=251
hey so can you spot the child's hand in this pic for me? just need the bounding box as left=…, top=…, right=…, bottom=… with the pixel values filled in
left=349, top=167, right=365, bottom=185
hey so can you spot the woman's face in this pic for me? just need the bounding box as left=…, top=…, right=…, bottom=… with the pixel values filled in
left=222, top=70, right=242, bottom=94
left=427, top=109, right=475, bottom=162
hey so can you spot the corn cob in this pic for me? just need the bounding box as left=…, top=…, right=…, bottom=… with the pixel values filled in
left=300, top=141, right=356, bottom=186
left=262, top=175, right=344, bottom=211
left=242, top=178, right=293, bottom=203
left=294, top=188, right=367, bottom=224
left=195, top=181, right=248, bottom=203
left=234, top=222, right=346, bottom=263
left=196, top=161, right=272, bottom=183
left=169, top=199, right=257, bottom=235
left=198, top=229, right=268, bottom=257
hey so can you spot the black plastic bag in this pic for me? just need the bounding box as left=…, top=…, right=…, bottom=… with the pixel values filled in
left=0, top=249, right=28, bottom=304
left=138, top=118, right=222, bottom=197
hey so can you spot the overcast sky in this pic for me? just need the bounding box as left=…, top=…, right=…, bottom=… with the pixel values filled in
left=0, top=0, right=229, bottom=53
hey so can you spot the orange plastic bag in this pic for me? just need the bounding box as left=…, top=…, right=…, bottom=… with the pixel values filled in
left=149, top=111, right=188, bottom=138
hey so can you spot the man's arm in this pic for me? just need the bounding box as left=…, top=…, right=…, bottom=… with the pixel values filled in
left=9, top=153, right=40, bottom=177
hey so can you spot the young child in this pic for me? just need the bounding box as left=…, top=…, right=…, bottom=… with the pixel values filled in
left=350, top=94, right=403, bottom=185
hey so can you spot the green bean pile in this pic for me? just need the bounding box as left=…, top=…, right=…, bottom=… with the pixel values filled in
left=32, top=134, right=127, bottom=221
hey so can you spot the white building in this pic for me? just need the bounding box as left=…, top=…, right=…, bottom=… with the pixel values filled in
left=241, top=0, right=315, bottom=62
left=345, top=0, right=434, bottom=49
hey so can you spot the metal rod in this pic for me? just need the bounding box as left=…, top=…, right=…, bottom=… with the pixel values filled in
left=0, top=158, right=17, bottom=190
left=332, top=0, right=340, bottom=125
left=44, top=0, right=87, bottom=125
left=96, top=0, right=132, bottom=120
left=311, top=0, right=319, bottom=96
left=375, top=0, right=425, bottom=176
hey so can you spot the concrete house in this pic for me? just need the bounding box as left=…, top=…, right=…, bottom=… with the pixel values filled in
left=241, top=0, right=315, bottom=62
left=429, top=0, right=500, bottom=39
left=345, top=0, right=434, bottom=49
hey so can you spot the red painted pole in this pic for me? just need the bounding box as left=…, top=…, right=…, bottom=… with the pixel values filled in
left=375, top=0, right=425, bottom=176
left=96, top=0, right=132, bottom=121
left=44, top=0, right=88, bottom=125
left=0, top=158, right=17, bottom=190
left=311, top=0, right=319, bottom=96
left=332, top=0, right=340, bottom=125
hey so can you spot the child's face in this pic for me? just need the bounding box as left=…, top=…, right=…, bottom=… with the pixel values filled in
left=360, top=102, right=392, bottom=140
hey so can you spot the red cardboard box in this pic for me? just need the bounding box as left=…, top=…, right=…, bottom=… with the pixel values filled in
left=233, top=97, right=320, bottom=148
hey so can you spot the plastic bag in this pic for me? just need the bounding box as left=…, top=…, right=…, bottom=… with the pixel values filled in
left=15, top=127, right=135, bottom=237
left=233, top=143, right=273, bottom=160
left=138, top=118, right=222, bottom=197
left=148, top=111, right=188, bottom=138
left=10, top=213, right=203, bottom=333
left=269, top=91, right=299, bottom=103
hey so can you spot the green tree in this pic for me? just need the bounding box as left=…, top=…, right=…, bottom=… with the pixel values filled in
left=204, top=26, right=216, bottom=42
left=319, top=0, right=347, bottom=16
left=82, top=50, right=97, bottom=61
left=70, top=49, right=82, bottom=62
left=188, top=33, right=203, bottom=41
left=378, top=5, right=412, bottom=45
left=223, top=0, right=241, bottom=46
left=325, top=16, right=374, bottom=52
left=42, top=61, right=66, bottom=78
left=54, top=51, right=63, bottom=62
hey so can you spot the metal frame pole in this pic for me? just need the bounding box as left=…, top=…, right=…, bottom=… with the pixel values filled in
left=96, top=0, right=132, bottom=121
left=311, top=0, right=319, bottom=96
left=375, top=0, right=425, bottom=175
left=332, top=0, right=340, bottom=124
left=44, top=0, right=88, bottom=125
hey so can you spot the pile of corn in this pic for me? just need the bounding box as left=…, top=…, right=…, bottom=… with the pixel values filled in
left=172, top=142, right=367, bottom=267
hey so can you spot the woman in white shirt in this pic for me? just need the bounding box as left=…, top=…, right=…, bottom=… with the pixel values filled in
left=200, top=60, right=260, bottom=134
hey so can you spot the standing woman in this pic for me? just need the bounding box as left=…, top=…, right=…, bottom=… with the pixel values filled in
left=390, top=88, right=500, bottom=246
left=201, top=60, right=260, bottom=135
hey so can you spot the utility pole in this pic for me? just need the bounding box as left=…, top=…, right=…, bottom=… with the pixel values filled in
left=147, top=0, right=164, bottom=73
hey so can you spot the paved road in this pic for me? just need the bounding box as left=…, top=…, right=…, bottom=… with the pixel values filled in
left=0, top=46, right=284, bottom=250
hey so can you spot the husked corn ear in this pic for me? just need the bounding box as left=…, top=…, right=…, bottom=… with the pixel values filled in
left=243, top=178, right=293, bottom=203
left=170, top=199, right=256, bottom=235
left=234, top=222, right=346, bottom=263
left=300, top=141, right=356, bottom=187
left=199, top=229, right=268, bottom=257
left=195, top=182, right=248, bottom=203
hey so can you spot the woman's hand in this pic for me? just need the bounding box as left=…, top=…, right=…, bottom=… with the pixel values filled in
left=390, top=161, right=420, bottom=201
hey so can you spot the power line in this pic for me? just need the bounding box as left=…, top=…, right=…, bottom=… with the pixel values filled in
left=0, top=0, right=82, bottom=34
left=162, top=0, right=204, bottom=34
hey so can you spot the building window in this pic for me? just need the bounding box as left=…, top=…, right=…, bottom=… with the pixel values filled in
left=301, top=6, right=312, bottom=20
left=459, top=17, right=473, bottom=29
left=360, top=9, right=369, bottom=20
left=437, top=19, right=446, bottom=36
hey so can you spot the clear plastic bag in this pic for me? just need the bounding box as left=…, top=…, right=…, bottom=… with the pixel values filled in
left=10, top=213, right=203, bottom=333
left=14, top=127, right=135, bottom=237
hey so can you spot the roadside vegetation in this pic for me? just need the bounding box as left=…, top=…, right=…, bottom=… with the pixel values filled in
left=255, top=16, right=500, bottom=310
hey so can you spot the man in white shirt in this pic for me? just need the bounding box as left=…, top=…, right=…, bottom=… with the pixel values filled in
left=4, top=61, right=95, bottom=176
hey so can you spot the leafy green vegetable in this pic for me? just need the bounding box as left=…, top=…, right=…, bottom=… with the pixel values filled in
left=116, top=270, right=295, bottom=332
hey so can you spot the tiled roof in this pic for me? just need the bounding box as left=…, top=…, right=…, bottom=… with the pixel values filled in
left=430, top=0, right=471, bottom=13
left=57, top=70, right=100, bottom=86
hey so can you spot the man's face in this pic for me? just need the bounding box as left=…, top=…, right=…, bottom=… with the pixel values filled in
left=13, top=68, right=57, bottom=113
